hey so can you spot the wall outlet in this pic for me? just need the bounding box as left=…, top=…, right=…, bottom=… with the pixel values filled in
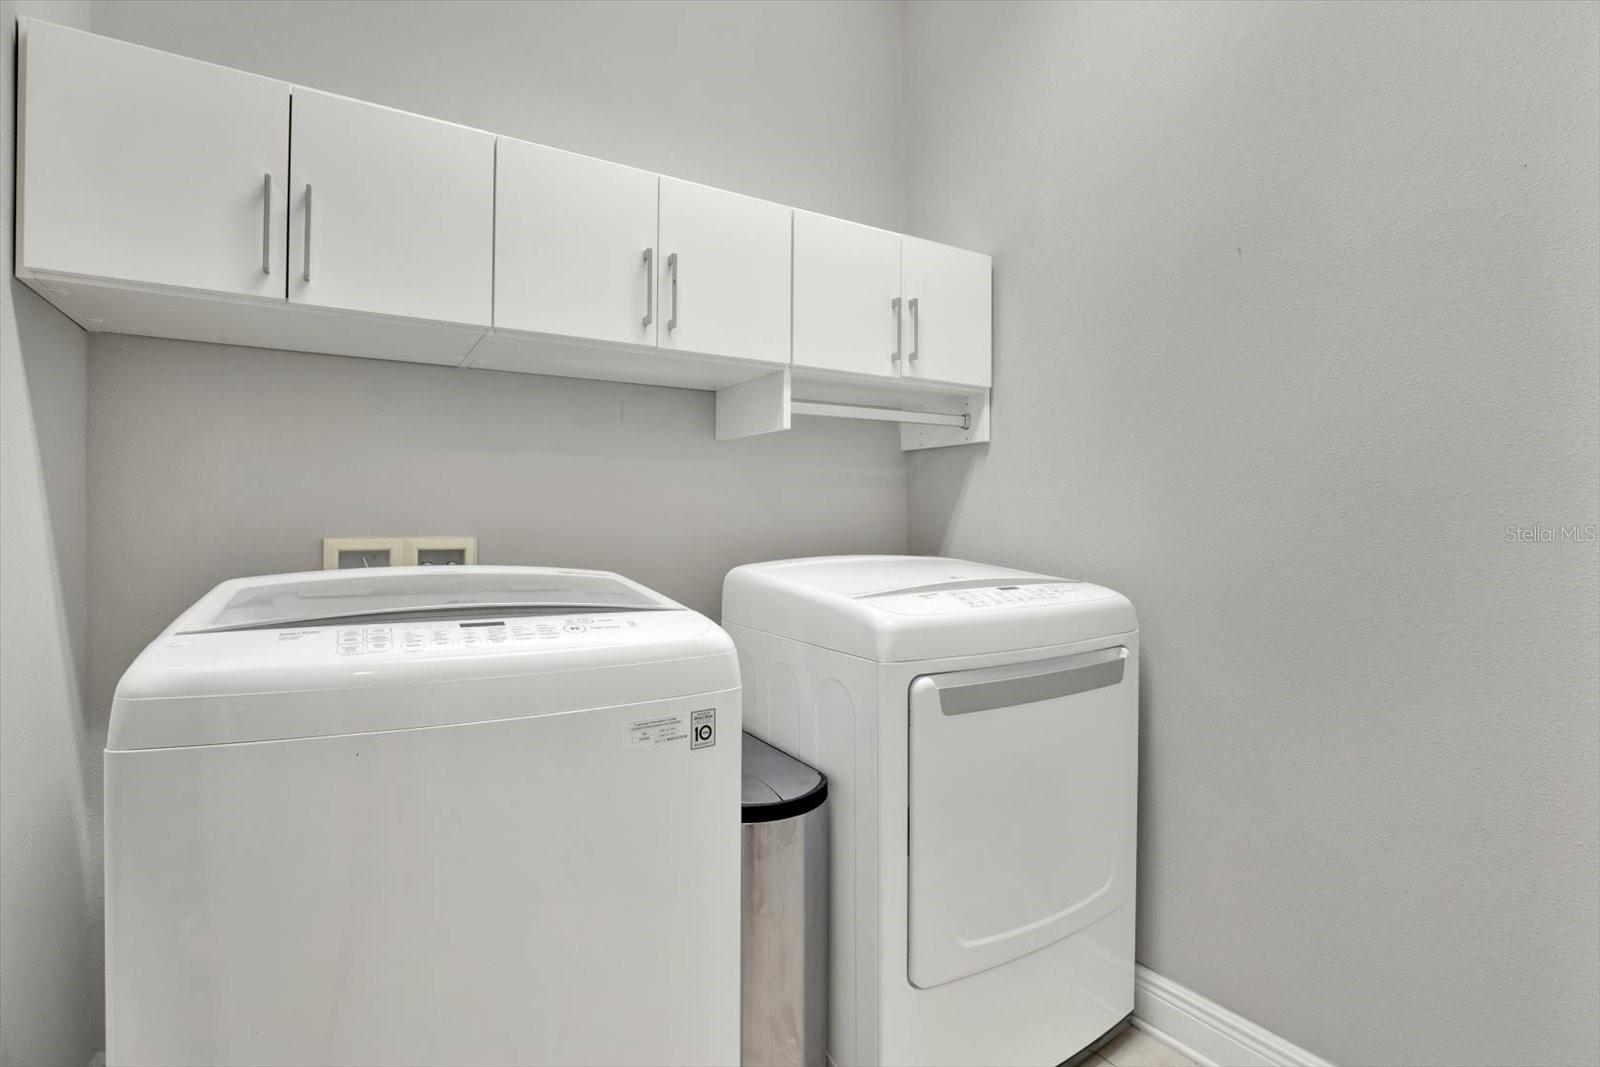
left=404, top=536, right=478, bottom=566
left=323, top=536, right=406, bottom=569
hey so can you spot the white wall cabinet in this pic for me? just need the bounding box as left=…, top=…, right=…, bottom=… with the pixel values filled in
left=793, top=215, right=992, bottom=389
left=494, top=140, right=659, bottom=347
left=288, top=89, right=494, bottom=327
left=657, top=179, right=792, bottom=365
left=792, top=211, right=904, bottom=380
left=16, top=20, right=289, bottom=299
left=15, top=19, right=991, bottom=446
left=899, top=237, right=993, bottom=388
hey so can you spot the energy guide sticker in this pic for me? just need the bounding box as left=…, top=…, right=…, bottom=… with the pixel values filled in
left=627, top=714, right=687, bottom=747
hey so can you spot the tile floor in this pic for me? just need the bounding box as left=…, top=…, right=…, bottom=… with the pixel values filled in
left=1084, top=1024, right=1198, bottom=1067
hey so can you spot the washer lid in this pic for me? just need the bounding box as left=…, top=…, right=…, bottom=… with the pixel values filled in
left=722, top=556, right=1136, bottom=662
left=181, top=566, right=669, bottom=632
left=110, top=567, right=737, bottom=750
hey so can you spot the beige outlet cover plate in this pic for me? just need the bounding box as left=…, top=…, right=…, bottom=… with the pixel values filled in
left=323, top=536, right=406, bottom=570
left=403, top=536, right=478, bottom=566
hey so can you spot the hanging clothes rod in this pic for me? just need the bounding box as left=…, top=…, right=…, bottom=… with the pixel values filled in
left=790, top=399, right=970, bottom=430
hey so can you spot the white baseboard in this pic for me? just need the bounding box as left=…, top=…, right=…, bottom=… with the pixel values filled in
left=1133, top=965, right=1334, bottom=1067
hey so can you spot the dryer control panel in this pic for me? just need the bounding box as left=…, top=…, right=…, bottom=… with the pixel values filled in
left=871, top=582, right=1118, bottom=616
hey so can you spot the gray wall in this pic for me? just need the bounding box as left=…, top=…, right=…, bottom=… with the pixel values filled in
left=88, top=337, right=906, bottom=706
left=903, top=3, right=1599, bottom=1065
left=60, top=2, right=909, bottom=1061
left=0, top=2, right=98, bottom=1065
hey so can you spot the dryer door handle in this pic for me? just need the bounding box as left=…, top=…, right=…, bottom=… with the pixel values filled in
left=921, top=647, right=1128, bottom=717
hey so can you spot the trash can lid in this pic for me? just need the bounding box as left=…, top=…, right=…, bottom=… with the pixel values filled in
left=742, top=733, right=828, bottom=824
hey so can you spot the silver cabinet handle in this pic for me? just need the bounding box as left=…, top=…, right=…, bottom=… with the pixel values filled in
left=642, top=247, right=655, bottom=328
left=891, top=296, right=903, bottom=364
left=260, top=174, right=272, bottom=275
left=907, top=297, right=920, bottom=362
left=922, top=647, right=1128, bottom=717
left=666, top=252, right=678, bottom=331
left=301, top=184, right=313, bottom=283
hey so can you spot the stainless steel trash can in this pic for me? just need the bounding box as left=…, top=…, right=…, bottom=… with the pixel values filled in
left=742, top=733, right=829, bottom=1067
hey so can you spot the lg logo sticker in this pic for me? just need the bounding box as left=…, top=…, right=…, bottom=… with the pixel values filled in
left=690, top=709, right=717, bottom=750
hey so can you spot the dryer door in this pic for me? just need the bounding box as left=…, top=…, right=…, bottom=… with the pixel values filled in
left=907, top=645, right=1136, bottom=989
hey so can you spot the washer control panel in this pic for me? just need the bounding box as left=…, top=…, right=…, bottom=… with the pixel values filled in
left=332, top=615, right=636, bottom=656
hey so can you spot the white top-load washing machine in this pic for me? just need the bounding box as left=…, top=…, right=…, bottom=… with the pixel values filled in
left=723, top=556, right=1138, bottom=1067
left=104, top=566, right=740, bottom=1067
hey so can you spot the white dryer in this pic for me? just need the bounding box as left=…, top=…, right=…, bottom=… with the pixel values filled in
left=722, top=556, right=1138, bottom=1067
left=105, top=566, right=740, bottom=1067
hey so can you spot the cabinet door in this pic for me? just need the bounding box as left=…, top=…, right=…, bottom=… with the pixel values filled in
left=657, top=178, right=790, bottom=365
left=16, top=20, right=288, bottom=298
left=792, top=212, right=903, bottom=379
left=289, top=89, right=493, bottom=326
left=495, top=140, right=658, bottom=347
left=900, top=236, right=992, bottom=388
